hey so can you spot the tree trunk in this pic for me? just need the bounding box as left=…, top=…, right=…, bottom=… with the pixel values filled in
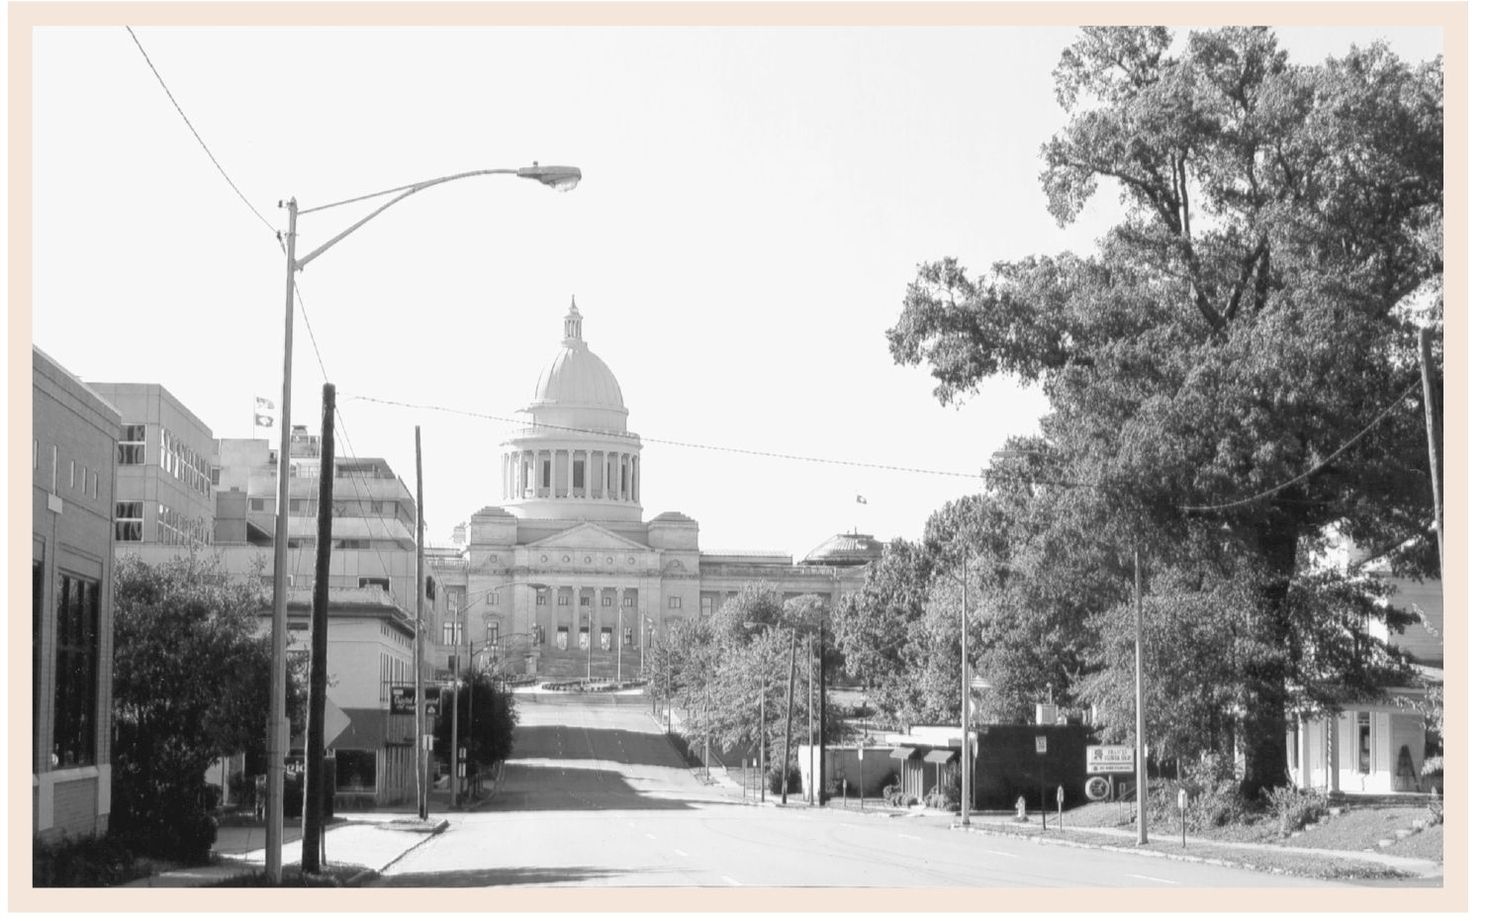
left=1239, top=515, right=1302, bottom=799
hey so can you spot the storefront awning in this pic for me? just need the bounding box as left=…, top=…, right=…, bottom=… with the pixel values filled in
left=924, top=748, right=959, bottom=764
left=889, top=746, right=921, bottom=760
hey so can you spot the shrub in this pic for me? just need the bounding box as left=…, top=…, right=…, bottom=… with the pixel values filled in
left=33, top=834, right=144, bottom=887
left=766, top=764, right=801, bottom=795
left=1264, top=785, right=1329, bottom=835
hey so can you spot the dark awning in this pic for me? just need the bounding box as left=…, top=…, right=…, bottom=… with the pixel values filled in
left=889, top=746, right=921, bottom=760
left=924, top=748, right=959, bottom=764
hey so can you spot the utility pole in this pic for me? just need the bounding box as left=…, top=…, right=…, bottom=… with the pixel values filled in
left=301, top=383, right=335, bottom=872
left=818, top=617, right=826, bottom=808
left=782, top=631, right=796, bottom=805
left=450, top=641, right=459, bottom=810
left=758, top=679, right=767, bottom=803
left=414, top=427, right=427, bottom=820
left=1134, top=544, right=1148, bottom=846
left=806, top=631, right=814, bottom=805
left=960, top=555, right=970, bottom=827
left=1419, top=327, right=1445, bottom=560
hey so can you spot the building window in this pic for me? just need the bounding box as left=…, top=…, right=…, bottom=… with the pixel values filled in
left=336, top=749, right=377, bottom=792
left=579, top=627, right=590, bottom=650
left=53, top=573, right=100, bottom=768
left=556, top=626, right=569, bottom=650
left=68, top=460, right=75, bottom=489
left=558, top=594, right=570, bottom=607
left=668, top=596, right=682, bottom=610
left=580, top=595, right=591, bottom=607
left=485, top=591, right=496, bottom=605
left=447, top=594, right=460, bottom=613
left=701, top=597, right=713, bottom=616
left=1358, top=713, right=1372, bottom=774
left=573, top=461, right=585, bottom=490
left=359, top=577, right=390, bottom=592
left=536, top=593, right=548, bottom=606
left=623, top=596, right=635, bottom=608
left=118, top=424, right=146, bottom=465
left=115, top=501, right=143, bottom=542
left=440, top=622, right=464, bottom=646
left=623, top=625, right=633, bottom=648
left=249, top=498, right=267, bottom=512
left=486, top=623, right=499, bottom=645
left=533, top=625, right=545, bottom=645
left=602, top=595, right=614, bottom=607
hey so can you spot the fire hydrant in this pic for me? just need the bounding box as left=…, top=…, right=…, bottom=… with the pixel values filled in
left=1015, top=795, right=1028, bottom=822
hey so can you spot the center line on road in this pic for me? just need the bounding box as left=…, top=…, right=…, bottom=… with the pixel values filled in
left=1128, top=873, right=1178, bottom=885
left=675, top=848, right=689, bottom=857
left=984, top=850, right=1019, bottom=858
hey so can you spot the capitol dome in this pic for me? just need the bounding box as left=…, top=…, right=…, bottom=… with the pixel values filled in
left=530, top=298, right=626, bottom=414
left=499, top=299, right=644, bottom=523
left=801, top=532, right=883, bottom=568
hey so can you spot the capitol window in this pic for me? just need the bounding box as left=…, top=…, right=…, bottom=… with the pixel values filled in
left=668, top=596, right=681, bottom=610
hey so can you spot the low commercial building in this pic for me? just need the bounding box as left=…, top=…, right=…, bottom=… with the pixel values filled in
left=32, top=347, right=119, bottom=840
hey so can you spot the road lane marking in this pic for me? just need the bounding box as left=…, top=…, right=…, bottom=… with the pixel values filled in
left=1128, top=873, right=1178, bottom=885
left=720, top=875, right=742, bottom=886
left=984, top=849, right=1019, bottom=858
left=674, top=849, right=689, bottom=857
left=897, top=834, right=922, bottom=841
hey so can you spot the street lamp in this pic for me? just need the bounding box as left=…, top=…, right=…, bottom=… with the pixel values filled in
left=263, top=164, right=579, bottom=880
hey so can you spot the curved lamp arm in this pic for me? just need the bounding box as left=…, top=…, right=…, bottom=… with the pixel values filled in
left=294, top=164, right=581, bottom=271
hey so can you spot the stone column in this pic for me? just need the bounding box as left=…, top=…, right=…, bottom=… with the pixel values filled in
left=567, top=449, right=576, bottom=499
left=632, top=455, right=639, bottom=503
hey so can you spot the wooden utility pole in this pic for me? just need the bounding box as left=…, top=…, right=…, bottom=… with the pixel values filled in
left=1418, top=327, right=1444, bottom=560
left=302, top=383, right=335, bottom=871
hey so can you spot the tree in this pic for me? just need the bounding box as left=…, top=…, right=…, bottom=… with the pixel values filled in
left=888, top=28, right=1441, bottom=797
left=433, top=668, right=517, bottom=795
left=111, top=553, right=304, bottom=861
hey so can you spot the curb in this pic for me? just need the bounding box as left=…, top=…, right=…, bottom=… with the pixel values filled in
left=953, top=821, right=1441, bottom=881
left=347, top=818, right=449, bottom=886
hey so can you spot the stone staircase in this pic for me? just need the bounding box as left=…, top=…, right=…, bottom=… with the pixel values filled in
left=533, top=645, right=643, bottom=682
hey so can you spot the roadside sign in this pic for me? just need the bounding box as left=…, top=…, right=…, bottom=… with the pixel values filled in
left=857, top=746, right=864, bottom=762
left=390, top=685, right=416, bottom=714
left=1035, top=736, right=1047, bottom=754
left=1056, top=785, right=1064, bottom=805
left=425, top=685, right=442, bottom=717
left=1086, top=745, right=1134, bottom=774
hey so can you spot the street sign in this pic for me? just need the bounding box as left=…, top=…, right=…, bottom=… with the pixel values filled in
left=857, top=746, right=864, bottom=762
left=1086, top=745, right=1134, bottom=774
left=425, top=685, right=442, bottom=717
left=1035, top=735, right=1047, bottom=754
left=1056, top=785, right=1064, bottom=805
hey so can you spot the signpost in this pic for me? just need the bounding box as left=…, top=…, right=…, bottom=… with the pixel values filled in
left=1085, top=745, right=1134, bottom=774
left=1036, top=736, right=1047, bottom=829
left=1178, top=788, right=1188, bottom=848
left=857, top=745, right=864, bottom=812
left=1057, top=784, right=1064, bottom=830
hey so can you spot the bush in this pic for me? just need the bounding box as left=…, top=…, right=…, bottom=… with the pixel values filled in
left=33, top=834, right=144, bottom=887
left=1264, top=785, right=1329, bottom=835
left=766, top=764, right=801, bottom=795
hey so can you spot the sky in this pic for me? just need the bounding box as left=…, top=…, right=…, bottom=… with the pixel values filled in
left=25, top=16, right=1446, bottom=561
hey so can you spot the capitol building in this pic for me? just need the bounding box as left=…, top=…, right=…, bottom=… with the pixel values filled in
left=428, top=300, right=881, bottom=679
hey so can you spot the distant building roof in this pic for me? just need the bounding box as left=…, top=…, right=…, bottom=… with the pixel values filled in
left=800, top=532, right=883, bottom=567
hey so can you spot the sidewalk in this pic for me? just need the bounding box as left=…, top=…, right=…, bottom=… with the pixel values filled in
left=119, top=812, right=448, bottom=887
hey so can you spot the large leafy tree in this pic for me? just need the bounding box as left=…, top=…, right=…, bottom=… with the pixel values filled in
left=888, top=27, right=1441, bottom=797
left=111, top=554, right=304, bottom=860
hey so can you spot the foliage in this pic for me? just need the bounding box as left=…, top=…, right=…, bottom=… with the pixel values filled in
left=1264, top=784, right=1330, bottom=835
left=32, top=834, right=147, bottom=887
left=111, top=553, right=304, bottom=862
left=433, top=669, right=518, bottom=776
left=886, top=27, right=1441, bottom=798
left=766, top=764, right=801, bottom=795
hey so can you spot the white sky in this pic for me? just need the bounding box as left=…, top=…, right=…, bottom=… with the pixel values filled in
left=27, top=21, right=1444, bottom=560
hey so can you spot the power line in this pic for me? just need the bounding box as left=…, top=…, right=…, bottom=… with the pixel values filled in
left=342, top=394, right=985, bottom=480
left=124, top=27, right=277, bottom=235
left=1178, top=380, right=1424, bottom=513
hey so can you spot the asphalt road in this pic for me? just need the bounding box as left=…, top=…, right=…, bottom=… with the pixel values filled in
left=373, top=695, right=1348, bottom=890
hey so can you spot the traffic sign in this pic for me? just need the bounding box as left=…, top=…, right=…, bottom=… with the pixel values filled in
left=857, top=746, right=864, bottom=762
left=1035, top=735, right=1047, bottom=754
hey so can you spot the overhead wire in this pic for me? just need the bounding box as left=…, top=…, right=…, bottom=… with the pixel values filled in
left=124, top=26, right=277, bottom=236
left=343, top=395, right=986, bottom=480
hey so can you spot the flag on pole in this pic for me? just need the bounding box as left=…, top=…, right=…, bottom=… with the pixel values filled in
left=856, top=495, right=868, bottom=505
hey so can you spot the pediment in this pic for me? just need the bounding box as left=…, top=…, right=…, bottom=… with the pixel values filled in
left=528, top=522, right=652, bottom=553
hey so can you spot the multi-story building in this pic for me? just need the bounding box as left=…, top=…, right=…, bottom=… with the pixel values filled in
left=437, top=301, right=881, bottom=681
left=32, top=347, right=119, bottom=840
left=85, top=382, right=216, bottom=551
